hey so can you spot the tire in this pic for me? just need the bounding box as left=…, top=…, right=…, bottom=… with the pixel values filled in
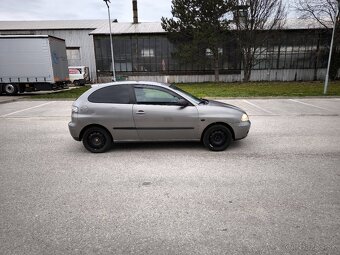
left=61, top=83, right=69, bottom=89
left=202, top=124, right=233, bottom=151
left=4, top=84, right=18, bottom=96
left=82, top=127, right=112, bottom=153
left=74, top=80, right=80, bottom=86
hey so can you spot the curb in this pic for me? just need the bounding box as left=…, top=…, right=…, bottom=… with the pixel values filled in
left=0, top=97, right=24, bottom=105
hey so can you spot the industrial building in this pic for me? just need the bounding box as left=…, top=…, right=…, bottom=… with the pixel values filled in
left=91, top=20, right=335, bottom=83
left=0, top=3, right=337, bottom=83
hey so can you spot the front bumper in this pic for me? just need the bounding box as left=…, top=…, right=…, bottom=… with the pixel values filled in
left=231, top=120, right=251, bottom=140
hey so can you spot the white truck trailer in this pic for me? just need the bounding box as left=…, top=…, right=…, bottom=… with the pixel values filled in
left=0, top=35, right=70, bottom=95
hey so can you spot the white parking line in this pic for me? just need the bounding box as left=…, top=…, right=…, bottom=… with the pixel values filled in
left=0, top=101, right=56, bottom=117
left=242, top=100, right=275, bottom=115
left=288, top=99, right=333, bottom=112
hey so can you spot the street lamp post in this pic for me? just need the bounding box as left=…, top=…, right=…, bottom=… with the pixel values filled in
left=103, top=0, right=116, bottom=82
left=324, top=1, right=339, bottom=94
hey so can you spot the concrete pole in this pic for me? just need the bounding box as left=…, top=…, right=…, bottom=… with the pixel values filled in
left=324, top=3, right=339, bottom=94
left=104, top=0, right=116, bottom=82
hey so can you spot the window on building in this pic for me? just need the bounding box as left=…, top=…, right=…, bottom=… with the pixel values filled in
left=66, top=47, right=81, bottom=65
left=141, top=48, right=155, bottom=57
left=205, top=48, right=223, bottom=57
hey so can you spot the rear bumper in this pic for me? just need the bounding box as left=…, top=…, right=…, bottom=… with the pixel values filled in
left=231, top=121, right=251, bottom=140
left=68, top=121, right=81, bottom=141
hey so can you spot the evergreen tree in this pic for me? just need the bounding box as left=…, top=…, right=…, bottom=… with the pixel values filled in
left=161, top=0, right=234, bottom=82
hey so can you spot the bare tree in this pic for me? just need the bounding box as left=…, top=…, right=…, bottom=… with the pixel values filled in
left=233, top=0, right=286, bottom=82
left=294, top=0, right=338, bottom=29
left=295, top=0, right=340, bottom=79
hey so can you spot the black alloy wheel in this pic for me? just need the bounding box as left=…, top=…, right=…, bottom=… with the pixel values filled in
left=203, top=124, right=232, bottom=151
left=82, top=127, right=112, bottom=153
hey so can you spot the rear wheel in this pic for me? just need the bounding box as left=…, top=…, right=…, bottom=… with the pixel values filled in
left=203, top=124, right=232, bottom=151
left=4, top=84, right=18, bottom=96
left=82, top=127, right=112, bottom=153
left=74, top=80, right=80, bottom=86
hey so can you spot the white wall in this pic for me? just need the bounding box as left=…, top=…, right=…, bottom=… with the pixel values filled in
left=98, top=68, right=339, bottom=83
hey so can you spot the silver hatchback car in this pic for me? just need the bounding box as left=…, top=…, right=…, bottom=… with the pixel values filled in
left=69, top=81, right=251, bottom=153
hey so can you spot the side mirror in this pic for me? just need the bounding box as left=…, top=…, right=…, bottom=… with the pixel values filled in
left=177, top=98, right=189, bottom=107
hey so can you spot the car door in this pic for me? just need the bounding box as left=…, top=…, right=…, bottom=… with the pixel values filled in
left=87, top=84, right=139, bottom=141
left=132, top=85, right=199, bottom=141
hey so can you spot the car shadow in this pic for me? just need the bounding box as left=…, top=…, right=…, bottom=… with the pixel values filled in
left=108, top=140, right=246, bottom=152
left=111, top=141, right=202, bottom=151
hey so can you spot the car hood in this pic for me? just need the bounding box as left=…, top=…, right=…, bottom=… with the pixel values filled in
left=206, top=100, right=246, bottom=113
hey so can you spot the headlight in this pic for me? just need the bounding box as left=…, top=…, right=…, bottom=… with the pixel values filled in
left=72, top=106, right=79, bottom=113
left=241, top=113, right=249, bottom=122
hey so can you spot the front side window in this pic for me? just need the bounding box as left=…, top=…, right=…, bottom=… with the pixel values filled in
left=88, top=85, right=130, bottom=104
left=134, top=87, right=181, bottom=105
left=169, top=84, right=201, bottom=105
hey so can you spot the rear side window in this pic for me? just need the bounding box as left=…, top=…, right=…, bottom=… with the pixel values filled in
left=88, top=85, right=130, bottom=104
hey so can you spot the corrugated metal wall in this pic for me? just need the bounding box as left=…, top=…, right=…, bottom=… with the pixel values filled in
left=35, top=30, right=96, bottom=83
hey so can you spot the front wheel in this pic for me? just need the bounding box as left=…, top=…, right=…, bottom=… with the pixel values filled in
left=82, top=127, right=112, bottom=153
left=203, top=124, right=232, bottom=151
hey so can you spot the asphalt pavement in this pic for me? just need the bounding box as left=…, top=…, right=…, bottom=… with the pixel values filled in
left=0, top=98, right=339, bottom=254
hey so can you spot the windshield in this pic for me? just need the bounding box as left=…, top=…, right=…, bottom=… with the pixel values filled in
left=169, top=84, right=202, bottom=105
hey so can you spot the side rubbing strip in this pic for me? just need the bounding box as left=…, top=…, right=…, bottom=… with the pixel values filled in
left=113, top=127, right=194, bottom=130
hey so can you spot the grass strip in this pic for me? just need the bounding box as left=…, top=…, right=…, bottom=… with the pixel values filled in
left=177, top=81, right=340, bottom=98
left=29, top=81, right=340, bottom=100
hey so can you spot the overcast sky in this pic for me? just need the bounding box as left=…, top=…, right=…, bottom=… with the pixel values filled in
left=0, top=0, right=172, bottom=22
left=0, top=0, right=295, bottom=22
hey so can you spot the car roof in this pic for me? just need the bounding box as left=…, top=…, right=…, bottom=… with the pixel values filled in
left=91, top=81, right=171, bottom=89
left=79, top=80, right=199, bottom=106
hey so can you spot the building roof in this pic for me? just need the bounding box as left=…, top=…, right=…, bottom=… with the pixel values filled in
left=284, top=19, right=330, bottom=30
left=0, top=35, right=49, bottom=38
left=0, top=35, right=65, bottom=41
left=0, top=20, right=107, bottom=30
left=90, top=22, right=165, bottom=35
left=0, top=19, right=329, bottom=34
left=91, top=19, right=327, bottom=35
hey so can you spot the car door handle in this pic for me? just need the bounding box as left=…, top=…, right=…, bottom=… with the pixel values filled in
left=136, top=110, right=145, bottom=114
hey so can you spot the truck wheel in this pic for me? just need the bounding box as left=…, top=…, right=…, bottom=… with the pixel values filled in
left=4, top=84, right=18, bottom=96
left=74, top=80, right=80, bottom=86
